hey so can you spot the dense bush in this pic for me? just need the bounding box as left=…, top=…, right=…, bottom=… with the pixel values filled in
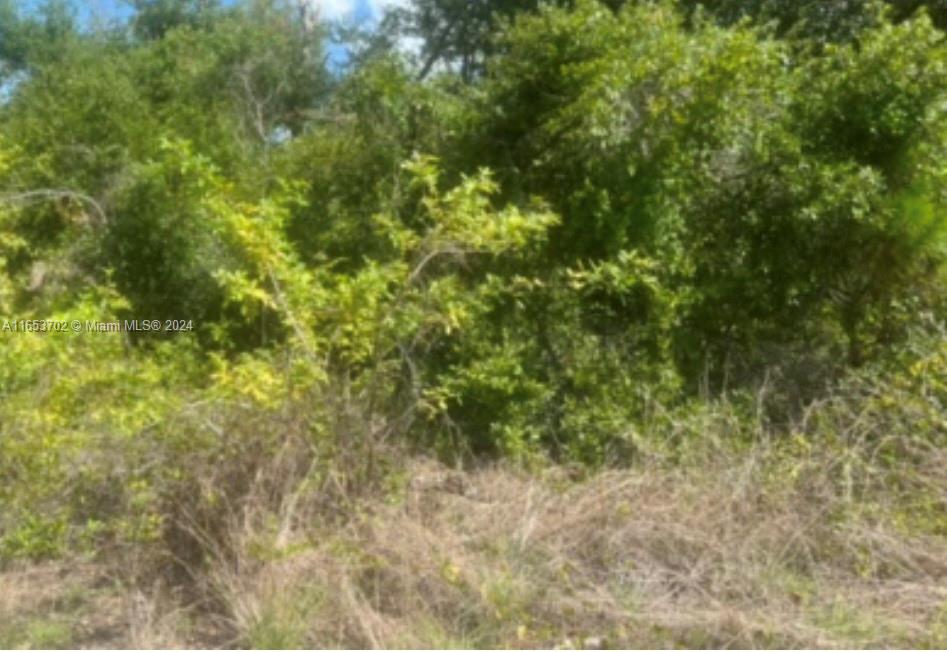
left=0, top=0, right=945, bottom=572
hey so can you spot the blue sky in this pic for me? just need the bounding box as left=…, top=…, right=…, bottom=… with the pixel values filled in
left=17, top=0, right=400, bottom=27
left=12, top=0, right=411, bottom=70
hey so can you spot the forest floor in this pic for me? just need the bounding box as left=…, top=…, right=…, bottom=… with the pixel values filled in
left=3, top=444, right=946, bottom=650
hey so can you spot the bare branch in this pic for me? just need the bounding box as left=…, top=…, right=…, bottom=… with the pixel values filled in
left=0, top=189, right=108, bottom=226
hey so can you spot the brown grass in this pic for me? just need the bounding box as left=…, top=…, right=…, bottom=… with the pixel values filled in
left=3, top=419, right=946, bottom=648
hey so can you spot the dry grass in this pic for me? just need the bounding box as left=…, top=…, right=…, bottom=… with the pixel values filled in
left=195, top=436, right=947, bottom=649
left=0, top=560, right=218, bottom=649
left=3, top=420, right=946, bottom=648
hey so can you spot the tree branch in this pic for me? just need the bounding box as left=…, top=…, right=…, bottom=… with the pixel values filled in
left=0, top=189, right=108, bottom=225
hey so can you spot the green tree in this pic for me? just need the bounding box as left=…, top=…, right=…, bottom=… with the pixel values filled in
left=455, top=0, right=947, bottom=390
left=0, top=0, right=331, bottom=340
left=131, top=0, right=220, bottom=40
left=682, top=0, right=947, bottom=40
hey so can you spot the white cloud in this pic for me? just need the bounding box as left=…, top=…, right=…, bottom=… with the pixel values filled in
left=299, top=0, right=410, bottom=24
left=368, top=0, right=411, bottom=16
left=300, top=0, right=420, bottom=63
left=302, top=0, right=357, bottom=21
left=365, top=0, right=421, bottom=57
left=395, top=34, right=424, bottom=58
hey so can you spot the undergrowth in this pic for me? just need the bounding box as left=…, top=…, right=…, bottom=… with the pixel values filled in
left=0, top=330, right=945, bottom=648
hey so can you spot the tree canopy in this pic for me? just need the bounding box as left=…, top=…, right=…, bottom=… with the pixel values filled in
left=0, top=0, right=945, bottom=565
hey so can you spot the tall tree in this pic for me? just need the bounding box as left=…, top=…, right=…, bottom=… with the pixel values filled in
left=385, top=0, right=551, bottom=81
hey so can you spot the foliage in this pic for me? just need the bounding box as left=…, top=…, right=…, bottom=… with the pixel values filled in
left=458, top=0, right=947, bottom=390
left=0, top=0, right=945, bottom=580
